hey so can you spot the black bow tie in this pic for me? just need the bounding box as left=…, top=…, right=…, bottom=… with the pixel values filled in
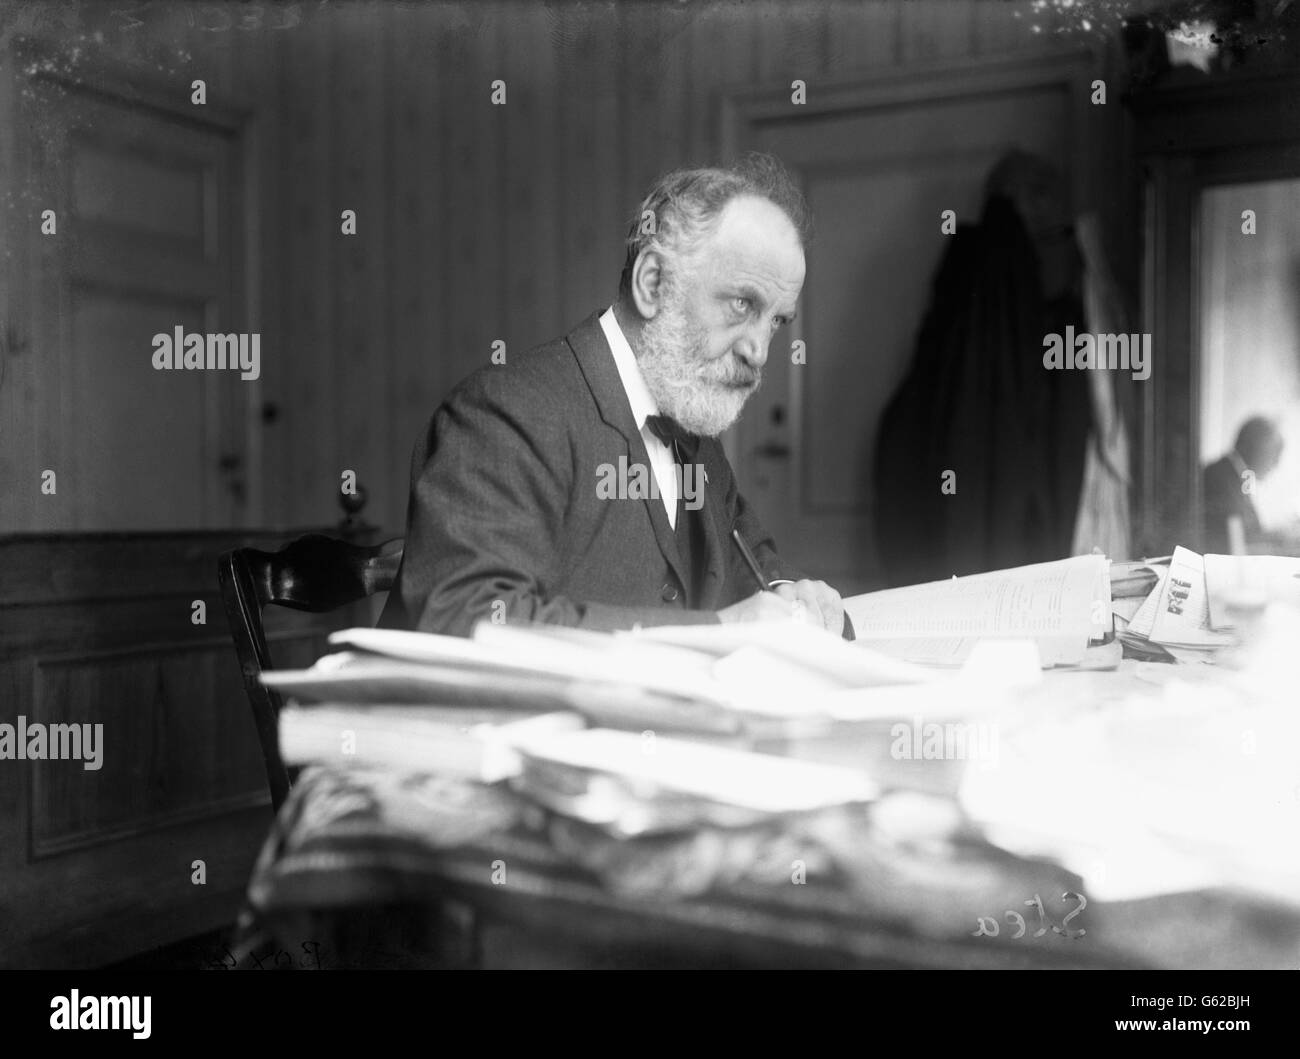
left=645, top=415, right=699, bottom=462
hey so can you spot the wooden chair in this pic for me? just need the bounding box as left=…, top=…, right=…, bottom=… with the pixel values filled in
left=218, top=533, right=404, bottom=812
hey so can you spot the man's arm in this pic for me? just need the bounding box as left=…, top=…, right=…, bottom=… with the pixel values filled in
left=393, top=372, right=720, bottom=637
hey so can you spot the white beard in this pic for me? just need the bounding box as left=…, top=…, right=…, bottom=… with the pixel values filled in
left=635, top=283, right=761, bottom=438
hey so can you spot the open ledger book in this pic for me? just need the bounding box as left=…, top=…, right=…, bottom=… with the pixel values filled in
left=843, top=554, right=1112, bottom=668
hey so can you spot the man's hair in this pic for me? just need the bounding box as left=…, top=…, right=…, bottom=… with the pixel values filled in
left=617, top=152, right=811, bottom=300
left=1235, top=416, right=1283, bottom=465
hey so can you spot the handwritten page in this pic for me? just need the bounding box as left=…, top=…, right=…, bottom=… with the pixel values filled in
left=842, top=556, right=1108, bottom=667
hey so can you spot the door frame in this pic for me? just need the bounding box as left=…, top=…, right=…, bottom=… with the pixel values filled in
left=1128, top=67, right=1300, bottom=555
left=8, top=36, right=264, bottom=528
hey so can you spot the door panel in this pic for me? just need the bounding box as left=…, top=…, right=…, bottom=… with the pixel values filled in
left=23, top=76, right=252, bottom=531
left=69, top=288, right=216, bottom=527
left=729, top=57, right=1089, bottom=595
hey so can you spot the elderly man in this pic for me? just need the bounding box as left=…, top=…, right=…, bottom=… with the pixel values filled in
left=381, top=154, right=848, bottom=637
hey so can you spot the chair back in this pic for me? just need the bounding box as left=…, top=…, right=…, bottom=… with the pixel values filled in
left=218, top=534, right=404, bottom=811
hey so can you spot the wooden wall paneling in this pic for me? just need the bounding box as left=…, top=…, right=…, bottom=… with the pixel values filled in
left=511, top=4, right=562, bottom=346
left=538, top=4, right=565, bottom=341
left=238, top=26, right=283, bottom=530
left=657, top=2, right=694, bottom=172
left=209, top=9, right=237, bottom=99
left=899, top=0, right=976, bottom=66
left=498, top=4, right=545, bottom=354
left=331, top=6, right=394, bottom=531
left=687, top=3, right=758, bottom=167
left=972, top=0, right=1037, bottom=56
left=479, top=10, right=508, bottom=404
left=825, top=0, right=902, bottom=77
left=7, top=4, right=1149, bottom=538
left=24, top=60, right=72, bottom=534
left=43, top=67, right=75, bottom=533
left=619, top=3, right=667, bottom=260
left=0, top=42, right=38, bottom=533
left=0, top=528, right=346, bottom=967
left=688, top=5, right=773, bottom=202
left=2, top=778, right=267, bottom=969
left=389, top=8, right=439, bottom=508
left=486, top=5, right=509, bottom=371
left=555, top=8, right=586, bottom=327
left=427, top=4, right=464, bottom=450
left=750, top=1, right=824, bottom=107
left=278, top=15, right=333, bottom=528
left=231, top=24, right=281, bottom=531
left=29, top=642, right=267, bottom=855
left=587, top=5, right=623, bottom=319
left=218, top=54, right=254, bottom=532
left=439, top=12, right=484, bottom=392
left=462, top=7, right=493, bottom=384
left=0, top=656, right=32, bottom=960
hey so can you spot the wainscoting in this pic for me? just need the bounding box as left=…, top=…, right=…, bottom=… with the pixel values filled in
left=0, top=530, right=349, bottom=968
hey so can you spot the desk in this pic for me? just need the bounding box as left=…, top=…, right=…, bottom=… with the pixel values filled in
left=241, top=665, right=1300, bottom=970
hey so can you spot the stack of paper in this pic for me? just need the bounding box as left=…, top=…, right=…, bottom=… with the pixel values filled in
left=1116, top=546, right=1235, bottom=663
left=278, top=704, right=584, bottom=782
left=265, top=621, right=945, bottom=741
left=266, top=621, right=924, bottom=818
left=266, top=613, right=1068, bottom=807
left=509, top=727, right=878, bottom=836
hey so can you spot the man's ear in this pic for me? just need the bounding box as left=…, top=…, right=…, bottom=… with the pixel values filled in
left=629, top=248, right=667, bottom=320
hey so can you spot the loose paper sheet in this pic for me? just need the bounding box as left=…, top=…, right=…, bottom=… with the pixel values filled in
left=843, top=556, right=1108, bottom=667
left=1147, top=547, right=1234, bottom=648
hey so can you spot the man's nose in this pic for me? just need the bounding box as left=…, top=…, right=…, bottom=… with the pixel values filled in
left=734, top=328, right=769, bottom=371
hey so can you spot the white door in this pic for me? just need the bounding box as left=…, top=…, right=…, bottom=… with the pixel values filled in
left=15, top=65, right=256, bottom=531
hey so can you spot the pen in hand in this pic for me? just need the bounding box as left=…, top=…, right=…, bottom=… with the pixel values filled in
left=731, top=527, right=771, bottom=594
left=730, top=526, right=855, bottom=640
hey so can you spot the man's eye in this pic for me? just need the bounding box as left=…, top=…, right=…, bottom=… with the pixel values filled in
left=731, top=297, right=751, bottom=315
left=772, top=316, right=788, bottom=330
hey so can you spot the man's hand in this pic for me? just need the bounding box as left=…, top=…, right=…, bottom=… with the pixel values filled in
left=774, top=579, right=845, bottom=634
left=717, top=579, right=845, bottom=635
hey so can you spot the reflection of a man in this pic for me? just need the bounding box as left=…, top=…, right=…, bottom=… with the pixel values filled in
left=1202, top=416, right=1285, bottom=553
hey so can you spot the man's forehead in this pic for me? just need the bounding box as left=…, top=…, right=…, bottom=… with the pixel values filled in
left=697, top=196, right=806, bottom=298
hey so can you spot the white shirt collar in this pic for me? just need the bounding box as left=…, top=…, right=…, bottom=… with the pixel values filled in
left=598, top=306, right=659, bottom=430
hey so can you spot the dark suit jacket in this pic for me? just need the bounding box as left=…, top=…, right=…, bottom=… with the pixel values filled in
left=380, top=311, right=803, bottom=636
left=1202, top=455, right=1261, bottom=554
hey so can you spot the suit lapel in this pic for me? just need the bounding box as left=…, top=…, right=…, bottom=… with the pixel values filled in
left=695, top=443, right=726, bottom=609
left=567, top=313, right=692, bottom=592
